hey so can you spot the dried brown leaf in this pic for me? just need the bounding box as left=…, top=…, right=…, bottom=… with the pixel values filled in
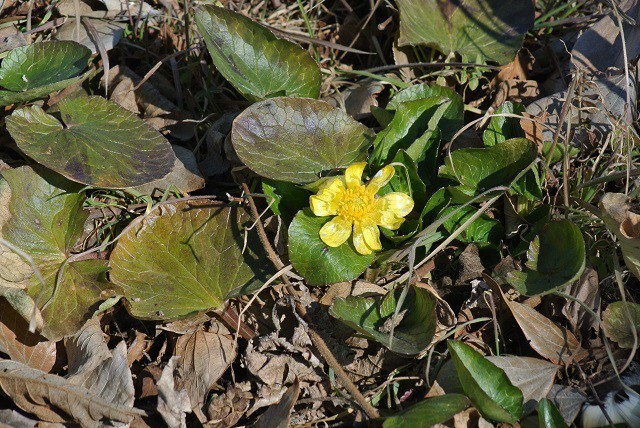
left=487, top=356, right=558, bottom=409
left=175, top=322, right=236, bottom=421
left=0, top=359, right=142, bottom=426
left=0, top=299, right=57, bottom=372
left=157, top=357, right=191, bottom=428
left=251, top=379, right=300, bottom=428
left=503, top=297, right=587, bottom=364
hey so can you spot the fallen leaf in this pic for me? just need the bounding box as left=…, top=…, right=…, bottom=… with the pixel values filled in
left=503, top=296, right=587, bottom=364
left=56, top=18, right=125, bottom=54
left=157, top=356, right=191, bottom=428
left=546, top=384, right=586, bottom=426
left=0, top=409, right=37, bottom=428
left=600, top=193, right=640, bottom=280
left=251, top=379, right=300, bottom=428
left=175, top=322, right=237, bottom=421
left=603, top=301, right=640, bottom=349
left=0, top=359, right=143, bottom=426
left=562, top=267, right=601, bottom=343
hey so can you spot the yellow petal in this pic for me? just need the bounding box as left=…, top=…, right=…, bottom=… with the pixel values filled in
left=373, top=209, right=405, bottom=230
left=378, top=192, right=414, bottom=218
left=366, top=165, right=395, bottom=193
left=309, top=177, right=345, bottom=216
left=352, top=221, right=381, bottom=255
left=345, top=162, right=367, bottom=189
left=319, top=216, right=352, bottom=247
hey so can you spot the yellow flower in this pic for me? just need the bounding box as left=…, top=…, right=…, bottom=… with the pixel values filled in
left=309, top=162, right=414, bottom=255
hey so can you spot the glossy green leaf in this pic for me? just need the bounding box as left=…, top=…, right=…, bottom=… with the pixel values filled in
left=262, top=179, right=310, bottom=224
left=6, top=96, right=176, bottom=189
left=330, top=285, right=437, bottom=355
left=508, top=221, right=586, bottom=296
left=448, top=340, right=524, bottom=423
left=439, top=138, right=538, bottom=195
left=395, top=0, right=534, bottom=64
left=483, top=101, right=525, bottom=146
left=110, top=201, right=267, bottom=320
left=371, top=97, right=449, bottom=167
left=1, top=166, right=113, bottom=340
left=195, top=6, right=320, bottom=101
left=538, top=398, right=569, bottom=428
left=231, top=97, right=372, bottom=184
left=288, top=209, right=374, bottom=286
left=0, top=41, right=90, bottom=106
left=441, top=205, right=504, bottom=245
left=388, top=83, right=464, bottom=140
left=603, top=301, right=640, bottom=349
left=382, top=394, right=470, bottom=428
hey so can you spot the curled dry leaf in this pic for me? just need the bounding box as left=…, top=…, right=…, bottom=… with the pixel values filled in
left=0, top=359, right=143, bottom=426
left=175, top=322, right=237, bottom=421
left=250, top=379, right=300, bottom=428
left=503, top=296, right=587, bottom=364
left=602, top=301, right=640, bottom=349
left=600, top=193, right=640, bottom=279
left=157, top=356, right=191, bottom=428
left=0, top=299, right=57, bottom=372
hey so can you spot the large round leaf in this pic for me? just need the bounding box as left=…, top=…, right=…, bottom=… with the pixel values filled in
left=1, top=166, right=113, bottom=341
left=507, top=221, right=586, bottom=296
left=195, top=6, right=320, bottom=101
left=448, top=340, right=524, bottom=424
left=288, top=209, right=374, bottom=285
left=0, top=41, right=91, bottom=106
left=395, top=0, right=534, bottom=65
left=231, top=97, right=372, bottom=184
left=6, top=96, right=176, bottom=188
left=110, top=201, right=266, bottom=320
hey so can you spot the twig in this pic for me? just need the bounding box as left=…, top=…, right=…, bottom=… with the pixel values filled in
left=241, top=183, right=380, bottom=420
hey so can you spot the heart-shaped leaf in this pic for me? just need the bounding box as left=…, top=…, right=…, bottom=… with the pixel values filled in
left=1, top=166, right=113, bottom=340
left=329, top=285, right=437, bottom=355
left=507, top=221, right=586, bottom=296
left=439, top=138, right=538, bottom=195
left=603, top=301, right=640, bottom=349
left=109, top=201, right=267, bottom=320
left=0, top=41, right=91, bottom=106
left=232, top=97, right=372, bottom=184
left=195, top=6, right=320, bottom=101
left=388, top=83, right=464, bottom=141
left=395, top=0, right=534, bottom=64
left=382, top=394, right=470, bottom=427
left=288, top=209, right=374, bottom=286
left=448, top=340, right=524, bottom=423
left=6, top=96, right=176, bottom=189
left=441, top=205, right=504, bottom=245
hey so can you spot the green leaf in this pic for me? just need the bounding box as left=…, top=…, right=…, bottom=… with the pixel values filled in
left=1, top=166, right=113, bottom=340
left=508, top=221, right=586, bottom=296
left=395, top=0, right=534, bottom=65
left=603, top=301, right=640, bottom=349
left=388, top=83, right=464, bottom=140
left=231, top=97, right=372, bottom=184
left=441, top=205, right=504, bottom=245
left=194, top=6, right=320, bottom=101
left=0, top=41, right=91, bottom=106
left=371, top=97, right=449, bottom=167
left=109, top=201, right=267, bottom=320
left=538, top=398, right=569, bottom=428
left=288, top=209, right=374, bottom=286
left=382, top=394, right=470, bottom=428
left=6, top=96, right=176, bottom=189
left=483, top=101, right=525, bottom=146
left=329, top=285, right=437, bottom=355
left=438, top=138, right=538, bottom=195
left=262, top=179, right=310, bottom=224
left=447, top=340, right=524, bottom=423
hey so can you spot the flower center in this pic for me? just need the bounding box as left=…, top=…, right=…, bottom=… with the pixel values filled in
left=337, top=185, right=376, bottom=222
